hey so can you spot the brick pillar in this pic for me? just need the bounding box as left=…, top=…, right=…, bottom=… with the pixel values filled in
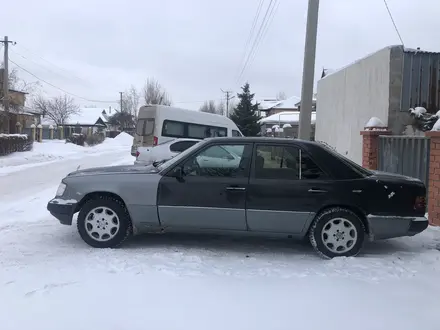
left=360, top=128, right=391, bottom=170
left=425, top=131, right=440, bottom=226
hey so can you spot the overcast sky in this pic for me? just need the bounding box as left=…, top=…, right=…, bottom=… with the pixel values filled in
left=2, top=0, right=438, bottom=110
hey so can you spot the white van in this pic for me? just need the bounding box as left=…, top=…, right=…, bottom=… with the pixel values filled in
left=131, top=105, right=243, bottom=156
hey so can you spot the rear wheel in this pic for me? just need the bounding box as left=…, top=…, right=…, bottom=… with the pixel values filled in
left=309, top=207, right=365, bottom=259
left=77, top=196, right=132, bottom=248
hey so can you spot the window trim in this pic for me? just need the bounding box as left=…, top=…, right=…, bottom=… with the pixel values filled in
left=251, top=143, right=331, bottom=181
left=161, top=119, right=228, bottom=139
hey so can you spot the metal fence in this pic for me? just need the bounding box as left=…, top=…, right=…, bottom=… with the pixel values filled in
left=378, top=135, right=430, bottom=186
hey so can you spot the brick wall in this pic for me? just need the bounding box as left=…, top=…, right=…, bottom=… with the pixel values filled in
left=426, top=131, right=440, bottom=226
left=360, top=128, right=391, bottom=170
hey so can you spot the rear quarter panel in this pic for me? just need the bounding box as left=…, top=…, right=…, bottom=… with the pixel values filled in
left=362, top=176, right=426, bottom=217
left=64, top=173, right=161, bottom=232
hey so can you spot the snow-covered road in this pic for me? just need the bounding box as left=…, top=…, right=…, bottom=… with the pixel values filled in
left=1, top=137, right=440, bottom=330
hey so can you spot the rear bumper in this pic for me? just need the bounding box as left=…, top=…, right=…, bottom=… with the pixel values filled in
left=47, top=199, right=77, bottom=225
left=367, top=215, right=428, bottom=240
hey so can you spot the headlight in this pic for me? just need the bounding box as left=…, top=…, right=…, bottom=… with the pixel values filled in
left=55, top=183, right=67, bottom=197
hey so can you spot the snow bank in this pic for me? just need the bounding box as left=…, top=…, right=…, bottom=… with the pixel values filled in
left=0, top=134, right=132, bottom=173
left=409, top=107, right=427, bottom=118
left=431, top=118, right=440, bottom=131
left=365, top=117, right=386, bottom=128
left=99, top=132, right=133, bottom=147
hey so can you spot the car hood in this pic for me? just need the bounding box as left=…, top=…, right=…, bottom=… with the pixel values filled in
left=370, top=170, right=423, bottom=183
left=67, top=164, right=159, bottom=177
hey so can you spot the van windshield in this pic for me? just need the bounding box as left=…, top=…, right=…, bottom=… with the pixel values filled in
left=136, top=118, right=155, bottom=136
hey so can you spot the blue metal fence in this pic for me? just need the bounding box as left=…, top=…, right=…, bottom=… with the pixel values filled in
left=378, top=135, right=430, bottom=186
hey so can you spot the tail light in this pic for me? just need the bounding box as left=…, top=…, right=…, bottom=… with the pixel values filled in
left=153, top=136, right=158, bottom=146
left=135, top=151, right=140, bottom=158
left=414, top=196, right=426, bottom=211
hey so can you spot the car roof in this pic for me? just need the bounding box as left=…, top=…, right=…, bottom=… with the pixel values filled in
left=203, top=136, right=319, bottom=147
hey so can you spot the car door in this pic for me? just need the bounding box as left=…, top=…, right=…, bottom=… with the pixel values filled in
left=246, top=143, right=333, bottom=234
left=157, top=142, right=253, bottom=231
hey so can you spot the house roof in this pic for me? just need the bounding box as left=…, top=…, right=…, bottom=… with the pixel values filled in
left=259, top=111, right=317, bottom=124
left=40, top=107, right=110, bottom=126
left=257, top=98, right=281, bottom=110
left=259, top=95, right=317, bottom=111
left=273, top=96, right=301, bottom=109
left=65, top=108, right=109, bottom=126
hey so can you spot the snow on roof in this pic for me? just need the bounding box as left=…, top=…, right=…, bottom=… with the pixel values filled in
left=258, top=98, right=282, bottom=110
left=65, top=108, right=109, bottom=126
left=259, top=111, right=317, bottom=124
left=365, top=117, right=386, bottom=128
left=273, top=96, right=301, bottom=109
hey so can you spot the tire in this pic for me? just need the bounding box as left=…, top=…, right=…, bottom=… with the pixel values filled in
left=77, top=196, right=132, bottom=248
left=309, top=207, right=365, bottom=259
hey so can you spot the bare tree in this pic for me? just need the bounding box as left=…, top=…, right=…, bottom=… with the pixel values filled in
left=199, top=100, right=216, bottom=113
left=121, top=85, right=140, bottom=118
left=142, top=78, right=172, bottom=106
left=217, top=101, right=225, bottom=116
left=200, top=100, right=226, bottom=115
left=276, top=91, right=287, bottom=100
left=33, top=94, right=80, bottom=125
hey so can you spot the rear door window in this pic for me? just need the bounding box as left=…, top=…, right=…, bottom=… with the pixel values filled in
left=169, top=140, right=199, bottom=153
left=136, top=119, right=155, bottom=136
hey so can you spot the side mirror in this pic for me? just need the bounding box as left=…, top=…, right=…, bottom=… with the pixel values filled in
left=171, top=166, right=184, bottom=181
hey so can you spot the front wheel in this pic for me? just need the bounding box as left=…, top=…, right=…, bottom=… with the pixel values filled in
left=309, top=207, right=365, bottom=259
left=77, top=196, right=132, bottom=248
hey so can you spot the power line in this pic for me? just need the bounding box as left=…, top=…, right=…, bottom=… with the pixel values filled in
left=236, top=0, right=278, bottom=84
left=383, top=0, right=404, bottom=46
left=245, top=0, right=280, bottom=79
left=235, top=0, right=265, bottom=82
left=9, top=48, right=90, bottom=85
left=15, top=44, right=89, bottom=83
left=8, top=58, right=116, bottom=103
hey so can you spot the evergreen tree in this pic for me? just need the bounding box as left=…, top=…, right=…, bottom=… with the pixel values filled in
left=229, top=83, right=261, bottom=136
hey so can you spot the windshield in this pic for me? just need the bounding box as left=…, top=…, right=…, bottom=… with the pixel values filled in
left=157, top=139, right=206, bottom=171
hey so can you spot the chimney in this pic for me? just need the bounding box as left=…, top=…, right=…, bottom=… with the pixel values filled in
left=109, top=106, right=112, bottom=114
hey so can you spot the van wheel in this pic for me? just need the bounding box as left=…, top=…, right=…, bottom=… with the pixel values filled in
left=309, top=207, right=365, bottom=259
left=77, top=196, right=132, bottom=248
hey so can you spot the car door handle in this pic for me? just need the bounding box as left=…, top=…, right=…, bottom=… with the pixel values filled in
left=226, top=187, right=246, bottom=191
left=308, top=188, right=327, bottom=193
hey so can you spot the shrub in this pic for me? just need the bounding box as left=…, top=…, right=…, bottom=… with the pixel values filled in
left=0, top=134, right=33, bottom=156
left=85, top=132, right=106, bottom=146
left=66, top=133, right=86, bottom=146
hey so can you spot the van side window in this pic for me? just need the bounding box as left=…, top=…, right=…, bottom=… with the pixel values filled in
left=232, top=130, right=241, bottom=137
left=163, top=121, right=185, bottom=137
left=162, top=120, right=227, bottom=139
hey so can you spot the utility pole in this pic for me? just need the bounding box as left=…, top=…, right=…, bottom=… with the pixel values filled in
left=119, top=92, right=123, bottom=112
left=221, top=89, right=235, bottom=117
left=298, top=0, right=319, bottom=140
left=1, top=36, right=15, bottom=133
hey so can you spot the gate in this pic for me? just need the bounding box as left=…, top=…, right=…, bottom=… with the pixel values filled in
left=378, top=136, right=430, bottom=186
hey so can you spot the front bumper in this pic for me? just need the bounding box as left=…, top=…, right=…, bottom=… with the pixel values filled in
left=367, top=215, right=428, bottom=240
left=134, top=159, right=153, bottom=166
left=47, top=198, right=77, bottom=225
